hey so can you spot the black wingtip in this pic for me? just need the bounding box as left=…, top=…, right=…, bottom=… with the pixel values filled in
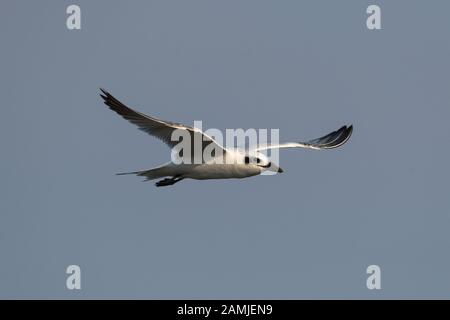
left=310, top=124, right=353, bottom=149
left=347, top=124, right=353, bottom=137
left=339, top=124, right=353, bottom=147
left=99, top=88, right=108, bottom=101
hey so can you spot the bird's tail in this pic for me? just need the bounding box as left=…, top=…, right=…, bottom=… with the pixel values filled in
left=116, top=164, right=172, bottom=181
left=116, top=171, right=142, bottom=176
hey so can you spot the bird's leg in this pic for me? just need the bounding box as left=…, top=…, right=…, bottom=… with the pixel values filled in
left=155, top=176, right=184, bottom=187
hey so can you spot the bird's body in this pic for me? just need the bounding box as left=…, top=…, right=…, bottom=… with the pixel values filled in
left=99, top=89, right=352, bottom=187
left=131, top=162, right=261, bottom=180
left=183, top=164, right=259, bottom=180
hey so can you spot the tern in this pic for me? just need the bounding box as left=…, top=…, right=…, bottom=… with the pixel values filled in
left=99, top=89, right=353, bottom=187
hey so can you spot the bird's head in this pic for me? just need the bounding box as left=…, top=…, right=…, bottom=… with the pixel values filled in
left=241, top=152, right=283, bottom=174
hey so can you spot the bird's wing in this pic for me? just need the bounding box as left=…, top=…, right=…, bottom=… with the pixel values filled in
left=100, top=89, right=227, bottom=160
left=254, top=125, right=353, bottom=151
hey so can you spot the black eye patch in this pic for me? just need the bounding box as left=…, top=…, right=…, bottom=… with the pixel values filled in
left=244, top=156, right=264, bottom=165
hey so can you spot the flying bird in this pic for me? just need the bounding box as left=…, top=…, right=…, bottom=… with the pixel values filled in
left=99, top=89, right=353, bottom=187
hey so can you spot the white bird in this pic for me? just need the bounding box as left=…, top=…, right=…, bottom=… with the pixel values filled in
left=100, top=89, right=353, bottom=187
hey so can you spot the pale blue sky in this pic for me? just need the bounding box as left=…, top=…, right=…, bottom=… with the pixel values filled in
left=1, top=0, right=449, bottom=298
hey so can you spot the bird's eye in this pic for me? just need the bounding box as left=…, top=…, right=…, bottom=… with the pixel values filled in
left=256, top=158, right=261, bottom=164
left=244, top=156, right=250, bottom=164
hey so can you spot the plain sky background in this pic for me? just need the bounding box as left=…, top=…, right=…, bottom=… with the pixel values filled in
left=1, top=0, right=450, bottom=299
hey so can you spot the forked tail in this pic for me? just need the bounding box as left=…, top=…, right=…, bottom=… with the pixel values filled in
left=116, top=164, right=172, bottom=181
